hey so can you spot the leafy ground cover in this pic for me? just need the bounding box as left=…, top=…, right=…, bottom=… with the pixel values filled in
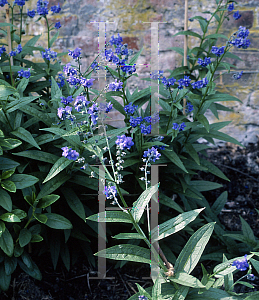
left=1, top=141, right=259, bottom=300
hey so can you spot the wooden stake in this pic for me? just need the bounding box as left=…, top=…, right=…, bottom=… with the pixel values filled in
left=5, top=6, right=13, bottom=66
left=183, top=0, right=188, bottom=115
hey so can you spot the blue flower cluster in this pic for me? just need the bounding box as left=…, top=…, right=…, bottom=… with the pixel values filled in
left=143, top=147, right=161, bottom=162
left=186, top=102, right=194, bottom=113
left=197, top=57, right=211, bottom=67
left=211, top=46, right=225, bottom=57
left=230, top=26, right=250, bottom=49
left=124, top=102, right=138, bottom=115
left=150, top=70, right=164, bottom=80
left=9, top=44, right=22, bottom=57
left=14, top=0, right=25, bottom=6
left=178, top=75, right=191, bottom=89
left=42, top=48, right=57, bottom=61
left=0, top=0, right=8, bottom=7
left=61, top=96, right=74, bottom=105
left=0, top=45, right=6, bottom=56
left=74, top=95, right=89, bottom=112
left=57, top=106, right=73, bottom=121
left=172, top=122, right=186, bottom=131
left=103, top=34, right=135, bottom=76
left=61, top=146, right=79, bottom=161
left=232, top=254, right=249, bottom=271
left=138, top=296, right=148, bottom=300
left=192, top=77, right=208, bottom=89
left=57, top=73, right=65, bottom=88
left=228, top=3, right=234, bottom=12
left=68, top=47, right=82, bottom=60
left=27, top=9, right=36, bottom=18
left=109, top=79, right=123, bottom=91
left=233, top=11, right=241, bottom=20
left=115, top=135, right=134, bottom=150
left=63, top=63, right=77, bottom=76
left=103, top=185, right=117, bottom=199
left=18, top=68, right=31, bottom=79
left=51, top=3, right=61, bottom=14
left=161, top=76, right=176, bottom=89
left=37, top=0, right=49, bottom=16
left=55, top=22, right=61, bottom=29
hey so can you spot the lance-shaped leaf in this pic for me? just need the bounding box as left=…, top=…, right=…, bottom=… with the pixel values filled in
left=132, top=183, right=159, bottom=223
left=95, top=244, right=151, bottom=264
left=0, top=188, right=12, bottom=211
left=44, top=213, right=72, bottom=230
left=13, top=150, right=59, bottom=164
left=87, top=211, right=132, bottom=223
left=62, top=188, right=86, bottom=221
left=9, top=174, right=39, bottom=189
left=0, top=227, right=14, bottom=257
left=11, top=127, right=41, bottom=150
left=113, top=233, right=144, bottom=240
left=151, top=208, right=205, bottom=242
left=174, top=222, right=215, bottom=274
left=43, top=157, right=73, bottom=183
left=37, top=194, right=60, bottom=209
left=169, top=272, right=205, bottom=288
left=0, top=265, right=11, bottom=291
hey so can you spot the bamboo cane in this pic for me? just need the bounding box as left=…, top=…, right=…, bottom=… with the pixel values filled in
left=183, top=0, right=188, bottom=115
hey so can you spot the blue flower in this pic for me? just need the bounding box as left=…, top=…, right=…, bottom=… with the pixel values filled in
left=37, top=0, right=49, bottom=16
left=109, top=79, right=123, bottom=91
left=124, top=102, right=138, bottom=115
left=232, top=254, right=249, bottom=271
left=67, top=75, right=80, bottom=86
left=129, top=116, right=143, bottom=127
left=80, top=77, right=95, bottom=88
left=115, top=135, right=134, bottom=150
left=121, top=64, right=136, bottom=74
left=233, top=71, right=243, bottom=80
left=51, top=3, right=61, bottom=14
left=0, top=0, right=8, bottom=7
left=109, top=33, right=123, bottom=46
left=103, top=185, right=117, bottom=199
left=55, top=22, right=61, bottom=29
left=228, top=3, right=234, bottom=12
left=186, top=102, right=194, bottom=113
left=68, top=47, right=82, bottom=59
left=27, top=9, right=36, bottom=18
left=233, top=11, right=241, bottom=20
left=14, top=0, right=25, bottom=6
left=140, top=124, right=152, bottom=135
left=42, top=48, right=57, bottom=61
left=179, top=122, right=186, bottom=131
left=9, top=51, right=16, bottom=57
left=178, top=76, right=191, bottom=89
left=161, top=76, right=176, bottom=89
left=57, top=73, right=65, bottom=88
left=60, top=96, right=74, bottom=105
left=143, top=147, right=161, bottom=162
left=211, top=46, right=225, bottom=57
left=150, top=70, right=164, bottom=80
left=61, top=147, right=79, bottom=161
left=74, top=95, right=89, bottom=112
left=172, top=123, right=179, bottom=130
left=197, top=57, right=211, bottom=67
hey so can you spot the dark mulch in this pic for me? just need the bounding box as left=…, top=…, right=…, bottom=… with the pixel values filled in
left=2, top=141, right=259, bottom=300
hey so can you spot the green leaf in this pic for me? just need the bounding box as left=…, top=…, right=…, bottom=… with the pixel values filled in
left=0, top=213, right=20, bottom=223
left=60, top=243, right=70, bottom=271
left=17, top=78, right=29, bottom=95
left=197, top=114, right=210, bottom=133
left=169, top=272, right=205, bottom=288
left=9, top=174, right=39, bottom=189
left=250, top=258, right=259, bottom=275
left=167, top=46, right=184, bottom=56
left=175, top=222, right=215, bottom=274
left=184, top=143, right=200, bottom=165
left=0, top=138, right=22, bottom=150
left=37, top=194, right=60, bottom=209
left=51, top=76, right=62, bottom=99
left=0, top=188, right=12, bottom=211
left=173, top=30, right=202, bottom=39
left=0, top=264, right=11, bottom=291
left=50, top=31, right=59, bottom=47
left=43, top=157, right=72, bottom=183
left=211, top=191, right=228, bottom=215
left=11, top=127, right=41, bottom=150
left=163, top=149, right=188, bottom=173
left=36, top=172, right=70, bottom=200
left=0, top=227, right=14, bottom=256
left=129, top=47, right=143, bottom=65
left=240, top=216, right=257, bottom=243
left=4, top=256, right=17, bottom=276
left=1, top=180, right=16, bottom=193
left=31, top=234, right=43, bottom=243
left=18, top=259, right=42, bottom=280
left=151, top=208, right=204, bottom=242
left=0, top=157, right=20, bottom=170
left=152, top=276, right=162, bottom=300
left=19, top=105, right=52, bottom=126
left=200, top=159, right=230, bottom=181
left=135, top=283, right=152, bottom=300
left=204, top=33, right=229, bottom=40
left=205, top=92, right=242, bottom=103
left=50, top=232, right=60, bottom=269
left=206, top=130, right=244, bottom=147
left=1, top=169, right=15, bottom=180
left=13, top=150, right=59, bottom=164
left=95, top=244, right=151, bottom=264
left=189, top=180, right=222, bottom=192
left=112, top=233, right=144, bottom=240
left=0, top=85, right=18, bottom=98
left=172, top=286, right=189, bottom=300
left=19, top=228, right=32, bottom=247
left=44, top=213, right=73, bottom=230
left=62, top=188, right=86, bottom=221
left=87, top=211, right=132, bottom=223
left=5, top=96, right=38, bottom=113
left=186, top=288, right=241, bottom=300
left=34, top=213, right=48, bottom=224
left=132, top=183, right=159, bottom=223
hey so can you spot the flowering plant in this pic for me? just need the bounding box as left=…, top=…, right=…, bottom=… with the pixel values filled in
left=0, top=0, right=258, bottom=298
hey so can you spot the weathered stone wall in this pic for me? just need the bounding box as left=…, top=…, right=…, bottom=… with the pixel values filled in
left=1, top=0, right=259, bottom=145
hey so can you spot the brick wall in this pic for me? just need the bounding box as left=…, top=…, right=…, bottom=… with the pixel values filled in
left=1, top=0, right=259, bottom=145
